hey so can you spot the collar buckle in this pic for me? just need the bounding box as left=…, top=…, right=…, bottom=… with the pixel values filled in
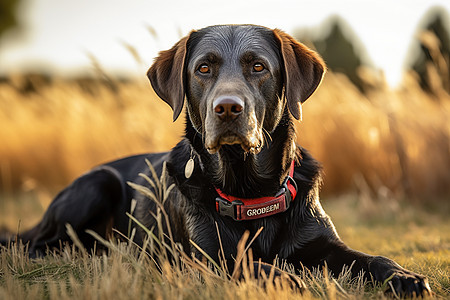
left=215, top=197, right=242, bottom=220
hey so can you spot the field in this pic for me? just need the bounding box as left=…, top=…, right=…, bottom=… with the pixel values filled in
left=0, top=58, right=449, bottom=298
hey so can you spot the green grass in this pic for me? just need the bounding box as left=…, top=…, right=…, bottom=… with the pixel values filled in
left=1, top=193, right=448, bottom=299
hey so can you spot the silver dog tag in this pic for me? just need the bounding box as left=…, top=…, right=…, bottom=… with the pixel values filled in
left=185, top=158, right=194, bottom=178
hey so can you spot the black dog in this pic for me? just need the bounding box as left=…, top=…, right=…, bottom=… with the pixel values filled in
left=6, top=25, right=430, bottom=297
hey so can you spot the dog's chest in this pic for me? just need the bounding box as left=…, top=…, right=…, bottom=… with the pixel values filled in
left=249, top=218, right=283, bottom=258
left=186, top=205, right=284, bottom=261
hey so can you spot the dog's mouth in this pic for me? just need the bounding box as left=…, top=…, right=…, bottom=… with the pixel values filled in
left=203, top=104, right=263, bottom=155
left=206, top=133, right=262, bottom=154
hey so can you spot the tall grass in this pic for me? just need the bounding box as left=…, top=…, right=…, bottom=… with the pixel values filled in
left=0, top=68, right=448, bottom=202
left=0, top=79, right=183, bottom=192
left=0, top=239, right=384, bottom=299
left=0, top=229, right=373, bottom=300
left=298, top=70, right=449, bottom=198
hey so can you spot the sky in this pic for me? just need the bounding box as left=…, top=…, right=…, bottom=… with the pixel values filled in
left=0, top=0, right=449, bottom=87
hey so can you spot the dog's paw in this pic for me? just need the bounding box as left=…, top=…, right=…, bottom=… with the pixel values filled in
left=384, top=270, right=432, bottom=298
left=369, top=256, right=432, bottom=297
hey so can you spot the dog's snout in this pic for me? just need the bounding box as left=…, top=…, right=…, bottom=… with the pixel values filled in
left=213, top=96, right=244, bottom=121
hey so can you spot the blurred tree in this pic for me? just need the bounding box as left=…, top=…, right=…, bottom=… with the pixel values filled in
left=407, top=7, right=450, bottom=95
left=294, top=16, right=374, bottom=93
left=0, top=0, right=20, bottom=40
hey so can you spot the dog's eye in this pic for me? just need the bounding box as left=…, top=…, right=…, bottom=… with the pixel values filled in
left=198, top=64, right=210, bottom=74
left=253, top=63, right=265, bottom=72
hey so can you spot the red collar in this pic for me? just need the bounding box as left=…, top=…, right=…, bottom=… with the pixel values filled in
left=215, top=161, right=297, bottom=221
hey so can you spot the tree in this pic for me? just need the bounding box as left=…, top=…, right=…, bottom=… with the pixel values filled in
left=407, top=7, right=450, bottom=95
left=0, top=0, right=20, bottom=40
left=295, top=16, right=374, bottom=93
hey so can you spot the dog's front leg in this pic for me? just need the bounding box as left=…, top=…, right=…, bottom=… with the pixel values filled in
left=190, top=228, right=306, bottom=292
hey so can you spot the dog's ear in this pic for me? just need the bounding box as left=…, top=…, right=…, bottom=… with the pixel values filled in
left=274, top=29, right=326, bottom=120
left=147, top=33, right=192, bottom=121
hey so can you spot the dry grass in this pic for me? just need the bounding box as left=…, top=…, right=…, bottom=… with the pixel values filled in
left=0, top=78, right=183, bottom=191
left=0, top=236, right=365, bottom=300
left=1, top=67, right=449, bottom=201
left=298, top=70, right=449, bottom=198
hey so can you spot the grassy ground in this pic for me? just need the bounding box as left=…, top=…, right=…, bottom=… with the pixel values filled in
left=1, top=193, right=449, bottom=299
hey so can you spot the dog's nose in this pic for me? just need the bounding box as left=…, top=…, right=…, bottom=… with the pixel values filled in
left=213, top=96, right=244, bottom=121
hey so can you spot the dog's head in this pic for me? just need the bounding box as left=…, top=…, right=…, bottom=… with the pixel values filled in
left=148, top=25, right=325, bottom=154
